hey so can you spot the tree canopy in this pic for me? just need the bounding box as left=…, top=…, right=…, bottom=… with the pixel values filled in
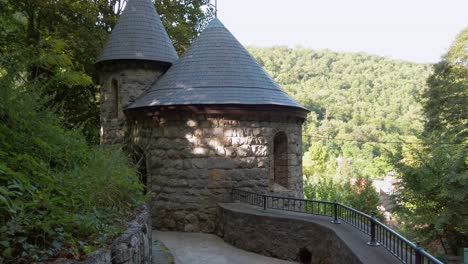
left=0, top=0, right=213, bottom=144
left=248, top=46, right=432, bottom=181
left=422, top=28, right=468, bottom=141
left=249, top=42, right=467, bottom=257
left=394, top=28, right=468, bottom=257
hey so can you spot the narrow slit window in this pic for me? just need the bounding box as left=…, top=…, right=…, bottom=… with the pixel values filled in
left=273, top=132, right=289, bottom=188
left=111, top=79, right=119, bottom=118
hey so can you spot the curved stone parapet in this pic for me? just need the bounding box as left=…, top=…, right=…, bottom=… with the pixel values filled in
left=216, top=203, right=398, bottom=264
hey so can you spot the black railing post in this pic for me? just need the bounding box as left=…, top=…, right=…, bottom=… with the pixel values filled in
left=367, top=213, right=380, bottom=247
left=263, top=194, right=267, bottom=211
left=415, top=242, right=422, bottom=264
left=331, top=201, right=341, bottom=224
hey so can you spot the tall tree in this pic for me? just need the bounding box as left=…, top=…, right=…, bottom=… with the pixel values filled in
left=156, top=0, right=214, bottom=54
left=395, top=28, right=468, bottom=257
left=0, top=0, right=213, bottom=144
left=422, top=28, right=468, bottom=141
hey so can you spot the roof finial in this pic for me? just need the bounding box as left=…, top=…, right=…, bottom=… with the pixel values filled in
left=209, top=0, right=218, bottom=18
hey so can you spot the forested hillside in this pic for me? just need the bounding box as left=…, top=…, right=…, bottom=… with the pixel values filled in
left=249, top=44, right=468, bottom=258
left=249, top=46, right=432, bottom=182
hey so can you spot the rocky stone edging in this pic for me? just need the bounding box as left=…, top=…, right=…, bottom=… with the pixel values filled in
left=55, top=204, right=152, bottom=264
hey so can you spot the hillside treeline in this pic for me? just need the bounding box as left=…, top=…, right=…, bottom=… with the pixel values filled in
left=250, top=34, right=468, bottom=259
left=249, top=46, right=431, bottom=181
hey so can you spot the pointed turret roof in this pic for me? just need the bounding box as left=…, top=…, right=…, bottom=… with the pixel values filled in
left=96, top=0, right=178, bottom=64
left=127, top=18, right=307, bottom=112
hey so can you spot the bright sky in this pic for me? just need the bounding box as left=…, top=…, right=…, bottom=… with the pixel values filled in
left=218, top=0, right=467, bottom=63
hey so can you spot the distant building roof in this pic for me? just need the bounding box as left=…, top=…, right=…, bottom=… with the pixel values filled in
left=96, top=0, right=178, bottom=64
left=128, top=18, right=307, bottom=111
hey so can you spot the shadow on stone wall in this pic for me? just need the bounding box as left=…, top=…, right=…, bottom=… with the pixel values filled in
left=128, top=111, right=303, bottom=233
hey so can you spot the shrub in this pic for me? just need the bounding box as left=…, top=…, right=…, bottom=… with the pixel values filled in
left=0, top=86, right=143, bottom=262
left=304, top=174, right=381, bottom=216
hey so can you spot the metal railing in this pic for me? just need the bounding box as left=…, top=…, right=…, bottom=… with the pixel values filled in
left=231, top=189, right=443, bottom=264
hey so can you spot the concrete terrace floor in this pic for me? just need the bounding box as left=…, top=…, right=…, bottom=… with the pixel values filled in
left=153, top=230, right=296, bottom=264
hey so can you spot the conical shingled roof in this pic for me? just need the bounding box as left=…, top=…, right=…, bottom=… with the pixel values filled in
left=96, top=0, right=178, bottom=64
left=128, top=18, right=307, bottom=111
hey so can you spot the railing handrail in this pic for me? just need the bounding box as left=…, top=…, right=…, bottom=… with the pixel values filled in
left=337, top=202, right=371, bottom=217
left=231, top=188, right=444, bottom=264
left=373, top=217, right=415, bottom=248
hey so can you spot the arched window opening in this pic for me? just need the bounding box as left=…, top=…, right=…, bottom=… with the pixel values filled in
left=111, top=79, right=119, bottom=118
left=273, top=132, right=289, bottom=188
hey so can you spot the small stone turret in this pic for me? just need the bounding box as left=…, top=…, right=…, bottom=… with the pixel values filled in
left=96, top=0, right=178, bottom=144
left=125, top=18, right=309, bottom=232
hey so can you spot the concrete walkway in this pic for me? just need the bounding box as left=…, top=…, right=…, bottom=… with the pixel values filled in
left=153, top=230, right=296, bottom=264
left=152, top=239, right=174, bottom=264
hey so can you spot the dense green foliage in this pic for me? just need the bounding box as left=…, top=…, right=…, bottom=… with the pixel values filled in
left=0, top=82, right=144, bottom=261
left=156, top=0, right=214, bottom=54
left=0, top=0, right=104, bottom=143
left=0, top=0, right=212, bottom=261
left=250, top=43, right=467, bottom=255
left=302, top=143, right=380, bottom=215
left=422, top=28, right=468, bottom=141
left=248, top=46, right=432, bottom=213
left=0, top=0, right=213, bottom=144
left=249, top=46, right=431, bottom=180
left=0, top=0, right=213, bottom=261
left=394, top=28, right=468, bottom=257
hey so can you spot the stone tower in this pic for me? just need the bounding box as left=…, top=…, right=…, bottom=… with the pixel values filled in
left=125, top=18, right=309, bottom=232
left=96, top=0, right=178, bottom=144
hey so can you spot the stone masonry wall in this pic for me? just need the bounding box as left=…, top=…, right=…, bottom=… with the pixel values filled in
left=217, top=203, right=362, bottom=264
left=98, top=62, right=167, bottom=144
left=128, top=111, right=304, bottom=233
left=54, top=204, right=152, bottom=264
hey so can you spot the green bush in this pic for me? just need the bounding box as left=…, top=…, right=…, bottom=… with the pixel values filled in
left=304, top=174, right=381, bottom=216
left=0, top=86, right=144, bottom=262
left=303, top=142, right=382, bottom=217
